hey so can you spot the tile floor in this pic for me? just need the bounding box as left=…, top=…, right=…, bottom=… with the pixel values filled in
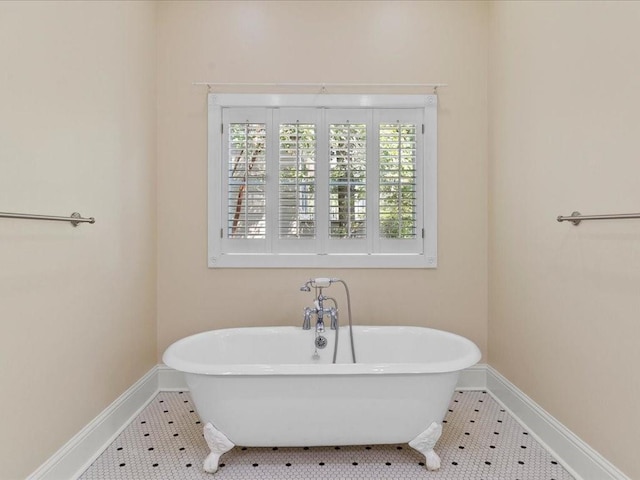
left=80, top=390, right=574, bottom=479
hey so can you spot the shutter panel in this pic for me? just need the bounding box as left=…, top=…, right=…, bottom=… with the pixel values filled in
left=374, top=108, right=424, bottom=255
left=279, top=123, right=316, bottom=239
left=329, top=122, right=367, bottom=239
left=227, top=123, right=267, bottom=239
left=379, top=122, right=417, bottom=239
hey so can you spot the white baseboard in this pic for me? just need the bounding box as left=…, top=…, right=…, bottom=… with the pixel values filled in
left=456, top=363, right=487, bottom=390
left=157, top=363, right=188, bottom=390
left=26, top=366, right=159, bottom=480
left=26, top=363, right=630, bottom=480
left=487, top=365, right=630, bottom=480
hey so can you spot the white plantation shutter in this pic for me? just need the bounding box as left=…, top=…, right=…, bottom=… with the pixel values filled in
left=209, top=94, right=437, bottom=268
left=274, top=108, right=320, bottom=254
left=379, top=123, right=417, bottom=238
left=279, top=122, right=316, bottom=239
left=329, top=123, right=367, bottom=239
left=220, top=108, right=268, bottom=254
left=227, top=123, right=267, bottom=239
left=326, top=109, right=370, bottom=254
left=375, top=109, right=423, bottom=254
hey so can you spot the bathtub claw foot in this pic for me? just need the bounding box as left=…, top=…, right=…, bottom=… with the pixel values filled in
left=409, top=422, right=443, bottom=471
left=203, top=422, right=234, bottom=474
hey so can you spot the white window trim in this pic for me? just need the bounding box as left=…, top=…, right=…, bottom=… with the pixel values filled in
left=208, top=93, right=437, bottom=268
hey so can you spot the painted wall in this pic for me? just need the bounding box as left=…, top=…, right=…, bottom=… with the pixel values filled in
left=157, top=1, right=488, bottom=360
left=0, top=2, right=157, bottom=478
left=488, top=2, right=640, bottom=478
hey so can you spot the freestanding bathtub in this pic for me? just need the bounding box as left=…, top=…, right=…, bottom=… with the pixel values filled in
left=163, top=325, right=481, bottom=474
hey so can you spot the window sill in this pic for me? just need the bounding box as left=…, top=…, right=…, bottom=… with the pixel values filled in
left=208, top=253, right=437, bottom=269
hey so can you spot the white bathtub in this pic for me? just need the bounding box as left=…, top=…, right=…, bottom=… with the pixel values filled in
left=163, top=325, right=481, bottom=473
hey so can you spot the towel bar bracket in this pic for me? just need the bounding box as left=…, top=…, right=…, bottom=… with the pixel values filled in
left=557, top=211, right=583, bottom=226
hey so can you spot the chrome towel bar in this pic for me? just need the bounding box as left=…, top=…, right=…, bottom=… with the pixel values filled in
left=0, top=211, right=95, bottom=227
left=557, top=211, right=640, bottom=226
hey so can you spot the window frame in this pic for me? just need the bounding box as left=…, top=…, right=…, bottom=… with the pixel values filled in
left=208, top=93, right=437, bottom=268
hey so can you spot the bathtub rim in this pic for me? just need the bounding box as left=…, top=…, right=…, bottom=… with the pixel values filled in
left=163, top=325, right=482, bottom=376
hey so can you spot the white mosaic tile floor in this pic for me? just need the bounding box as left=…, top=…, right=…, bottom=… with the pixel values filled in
left=80, top=390, right=574, bottom=479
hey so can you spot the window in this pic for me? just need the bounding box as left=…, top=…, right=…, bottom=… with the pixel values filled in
left=208, top=94, right=437, bottom=268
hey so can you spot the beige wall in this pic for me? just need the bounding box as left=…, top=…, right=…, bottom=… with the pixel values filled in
left=488, top=2, right=640, bottom=478
left=0, top=2, right=157, bottom=478
left=157, top=1, right=489, bottom=360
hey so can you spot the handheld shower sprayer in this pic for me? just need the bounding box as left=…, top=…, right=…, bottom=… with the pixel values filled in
left=300, top=277, right=338, bottom=290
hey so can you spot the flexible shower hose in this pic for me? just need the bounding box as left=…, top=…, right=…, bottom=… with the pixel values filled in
left=333, top=279, right=356, bottom=364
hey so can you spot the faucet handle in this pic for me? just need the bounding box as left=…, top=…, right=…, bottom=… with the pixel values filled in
left=302, top=307, right=312, bottom=330
left=329, top=308, right=338, bottom=330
